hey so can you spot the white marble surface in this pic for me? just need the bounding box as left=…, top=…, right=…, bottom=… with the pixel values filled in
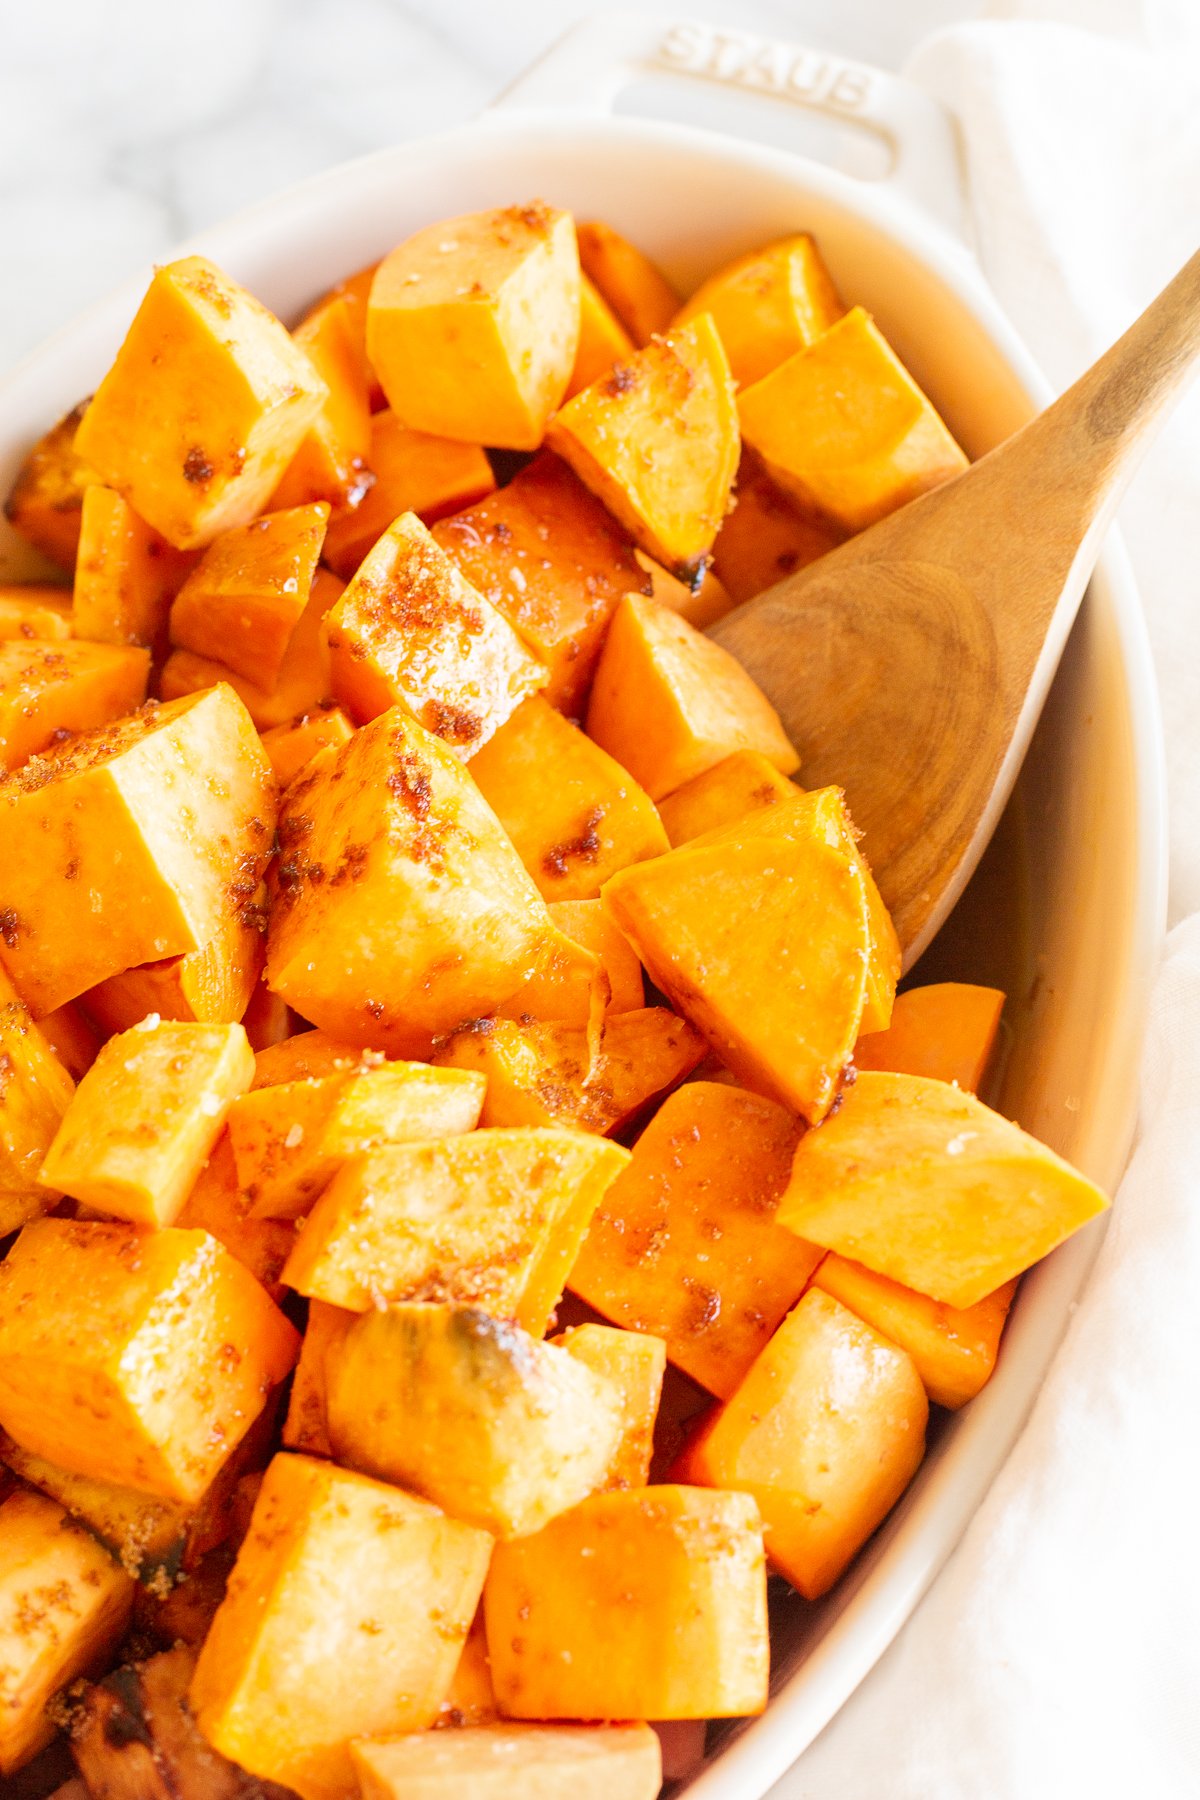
left=0, top=0, right=986, bottom=371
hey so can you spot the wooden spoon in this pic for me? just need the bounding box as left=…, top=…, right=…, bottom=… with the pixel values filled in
left=711, top=247, right=1200, bottom=967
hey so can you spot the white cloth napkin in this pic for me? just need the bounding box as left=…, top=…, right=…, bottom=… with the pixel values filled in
left=777, top=5, right=1200, bottom=1795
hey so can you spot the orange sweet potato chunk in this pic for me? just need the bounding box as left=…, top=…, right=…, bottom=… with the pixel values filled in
left=0, top=638, right=149, bottom=772
left=169, top=502, right=329, bottom=686
left=738, top=307, right=968, bottom=533
left=485, top=1485, right=768, bottom=1720
left=855, top=981, right=1006, bottom=1094
left=437, top=1608, right=496, bottom=1728
left=657, top=748, right=798, bottom=847
left=0, top=1219, right=298, bottom=1503
left=498, top=899, right=643, bottom=1026
left=322, top=409, right=496, bottom=580
left=281, top=1298, right=352, bottom=1456
left=0, top=584, right=73, bottom=642
left=73, top=485, right=196, bottom=654
left=250, top=1030, right=386, bottom=1089
left=368, top=201, right=580, bottom=450
left=586, top=594, right=797, bottom=801
left=0, top=962, right=74, bottom=1236
left=433, top=1009, right=706, bottom=1136
left=176, top=1132, right=294, bottom=1304
left=3, top=401, right=95, bottom=572
left=0, top=682, right=275, bottom=1015
left=74, top=256, right=328, bottom=551
left=324, top=511, right=547, bottom=749
left=712, top=448, right=842, bottom=603
left=777, top=1071, right=1110, bottom=1308
left=352, top=1722, right=662, bottom=1800
left=260, top=703, right=354, bottom=788
left=301, top=261, right=383, bottom=408
left=432, top=452, right=648, bottom=715
left=675, top=1288, right=927, bottom=1599
left=674, top=233, right=844, bottom=389
left=576, top=221, right=680, bottom=347
left=565, top=275, right=636, bottom=400
left=271, top=297, right=372, bottom=511
left=83, top=898, right=265, bottom=1035
left=547, top=316, right=738, bottom=580
left=550, top=1323, right=665, bottom=1490
left=570, top=1083, right=821, bottom=1399
left=468, top=696, right=667, bottom=901
left=189, top=1453, right=492, bottom=1800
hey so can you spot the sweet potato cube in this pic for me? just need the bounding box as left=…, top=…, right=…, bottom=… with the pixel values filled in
left=0, top=584, right=73, bottom=643
left=0, top=1219, right=298, bottom=1503
left=657, top=749, right=799, bottom=847
left=437, top=1608, right=496, bottom=1727
left=74, top=256, right=328, bottom=550
left=260, top=703, right=354, bottom=787
left=570, top=1083, right=822, bottom=1399
left=0, top=638, right=149, bottom=772
left=0, top=963, right=74, bottom=1234
left=0, top=1488, right=134, bottom=1773
left=712, top=448, right=841, bottom=603
left=3, top=402, right=95, bottom=572
left=586, top=594, right=797, bottom=801
left=469, top=696, right=668, bottom=900
left=738, top=307, right=968, bottom=533
left=325, top=1305, right=623, bottom=1538
left=485, top=1485, right=767, bottom=1720
left=169, top=502, right=329, bottom=686
left=189, top=1453, right=492, bottom=1800
left=778, top=1071, right=1110, bottom=1307
left=161, top=566, right=340, bottom=732
left=72, top=485, right=195, bottom=655
left=566, top=274, right=636, bottom=399
left=547, top=316, right=738, bottom=579
left=498, top=899, right=643, bottom=1025
left=272, top=297, right=372, bottom=511
left=325, top=511, right=547, bottom=748
left=301, top=261, right=383, bottom=408
left=176, top=1133, right=293, bottom=1302
left=602, top=794, right=881, bottom=1121
left=250, top=1030, right=385, bottom=1089
left=352, top=1722, right=662, bottom=1800
left=282, top=1129, right=628, bottom=1334
left=266, top=706, right=559, bottom=1053
left=432, top=452, right=647, bottom=714
left=281, top=1299, right=353, bottom=1457
left=0, top=682, right=275, bottom=1014
left=229, top=1061, right=485, bottom=1220
left=551, top=1323, right=665, bottom=1489
left=675, top=233, right=844, bottom=388
left=576, top=221, right=680, bottom=346
left=813, top=1255, right=1016, bottom=1410
left=636, top=551, right=735, bottom=630
left=82, top=899, right=265, bottom=1035
left=433, top=1009, right=706, bottom=1135
left=368, top=201, right=580, bottom=450
left=676, top=1289, right=927, bottom=1598
left=855, top=981, right=1006, bottom=1093
left=322, top=409, right=495, bottom=580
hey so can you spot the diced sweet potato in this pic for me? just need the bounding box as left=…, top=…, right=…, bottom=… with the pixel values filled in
left=35, top=1001, right=99, bottom=1082
left=675, top=1289, right=927, bottom=1598
left=433, top=1009, right=706, bottom=1135
left=576, top=222, right=680, bottom=346
left=468, top=696, right=668, bottom=901
left=72, top=486, right=195, bottom=655
left=0, top=962, right=74, bottom=1235
left=325, top=1305, right=623, bottom=1539
left=570, top=1083, right=822, bottom=1399
left=3, top=402, right=95, bottom=572
left=0, top=584, right=73, bottom=643
left=281, top=1299, right=352, bottom=1457
left=0, top=1219, right=298, bottom=1503
left=301, top=261, right=383, bottom=409
left=813, top=1255, right=1017, bottom=1410
left=169, top=503, right=329, bottom=687
left=636, top=550, right=735, bottom=630
left=352, top=1722, right=662, bottom=1800
left=40, top=1019, right=254, bottom=1226
left=674, top=233, right=844, bottom=388
left=189, top=1453, right=492, bottom=1800
left=586, top=594, right=797, bottom=801
left=368, top=201, right=580, bottom=450
left=437, top=1608, right=496, bottom=1728
left=0, top=682, right=275, bottom=1015
left=324, top=511, right=547, bottom=748
left=250, top=1029, right=383, bottom=1089
left=0, top=1488, right=134, bottom=1773
left=266, top=706, right=562, bottom=1054
left=711, top=449, right=841, bottom=603
left=260, top=702, right=354, bottom=788
left=282, top=1129, right=627, bottom=1334
left=0, top=638, right=149, bottom=772
left=497, top=899, right=643, bottom=1026
left=738, top=307, right=968, bottom=533
left=657, top=748, right=798, bottom=847
left=551, top=1324, right=665, bottom=1489
left=322, top=409, right=495, bottom=580
left=566, top=275, right=636, bottom=400
left=82, top=900, right=265, bottom=1035
left=272, top=297, right=373, bottom=511
left=855, top=981, right=1006, bottom=1093
left=547, top=316, right=738, bottom=580
left=485, top=1485, right=767, bottom=1720
left=176, top=1134, right=293, bottom=1302
left=74, top=256, right=328, bottom=550
left=229, top=1061, right=485, bottom=1219
left=432, top=452, right=648, bottom=715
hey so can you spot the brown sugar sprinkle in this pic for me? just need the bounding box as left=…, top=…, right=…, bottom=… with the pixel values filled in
left=182, top=446, right=214, bottom=486
left=0, top=908, right=24, bottom=947
left=422, top=698, right=482, bottom=745
left=603, top=363, right=638, bottom=398
left=542, top=806, right=605, bottom=880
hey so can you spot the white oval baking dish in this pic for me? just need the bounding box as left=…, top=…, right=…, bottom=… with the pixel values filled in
left=0, top=16, right=1167, bottom=1798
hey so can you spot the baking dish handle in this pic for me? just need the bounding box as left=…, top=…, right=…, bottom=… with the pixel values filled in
left=492, top=13, right=965, bottom=240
